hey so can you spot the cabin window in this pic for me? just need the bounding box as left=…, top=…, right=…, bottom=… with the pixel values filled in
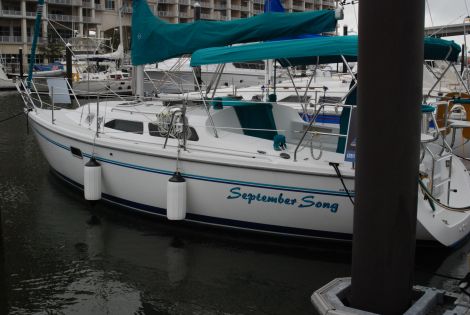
left=104, top=119, right=143, bottom=134
left=279, top=95, right=311, bottom=103
left=148, top=123, right=199, bottom=141
left=232, top=61, right=265, bottom=70
left=318, top=96, right=342, bottom=104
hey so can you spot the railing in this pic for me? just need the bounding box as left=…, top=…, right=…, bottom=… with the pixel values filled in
left=83, top=16, right=98, bottom=23
left=294, top=103, right=353, bottom=162
left=47, top=0, right=83, bottom=5
left=82, top=0, right=94, bottom=8
left=292, top=4, right=304, bottom=10
left=48, top=13, right=78, bottom=22
left=157, top=10, right=176, bottom=17
left=26, top=11, right=37, bottom=17
left=231, top=4, right=241, bottom=10
left=179, top=0, right=191, bottom=4
left=240, top=5, right=249, bottom=11
left=322, top=0, right=337, bottom=7
left=214, top=3, right=227, bottom=9
left=0, top=10, right=22, bottom=17
left=0, top=36, right=23, bottom=43
left=122, top=6, right=133, bottom=13
left=160, top=0, right=178, bottom=4
left=179, top=11, right=190, bottom=17
left=200, top=13, right=213, bottom=19
left=199, top=1, right=212, bottom=8
left=95, top=4, right=103, bottom=10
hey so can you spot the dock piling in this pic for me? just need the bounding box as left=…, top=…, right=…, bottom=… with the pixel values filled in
left=350, top=0, right=425, bottom=314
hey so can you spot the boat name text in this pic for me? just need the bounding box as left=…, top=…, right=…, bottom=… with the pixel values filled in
left=226, top=187, right=338, bottom=212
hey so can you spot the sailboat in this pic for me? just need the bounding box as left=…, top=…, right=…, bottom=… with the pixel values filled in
left=16, top=0, right=470, bottom=247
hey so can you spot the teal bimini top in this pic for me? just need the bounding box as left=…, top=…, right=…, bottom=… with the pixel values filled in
left=190, top=35, right=461, bottom=67
left=131, top=0, right=338, bottom=65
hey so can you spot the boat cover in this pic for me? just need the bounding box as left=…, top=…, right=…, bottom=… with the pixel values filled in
left=190, top=35, right=461, bottom=66
left=131, top=0, right=337, bottom=65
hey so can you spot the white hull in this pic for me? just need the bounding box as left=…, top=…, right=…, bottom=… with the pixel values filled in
left=73, top=79, right=133, bottom=97
left=27, top=107, right=470, bottom=246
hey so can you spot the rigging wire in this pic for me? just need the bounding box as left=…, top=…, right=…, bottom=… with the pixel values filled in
left=426, top=0, right=434, bottom=27
left=465, top=0, right=470, bottom=19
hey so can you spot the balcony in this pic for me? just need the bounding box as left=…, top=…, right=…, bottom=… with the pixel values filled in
left=47, top=0, right=83, bottom=5
left=292, top=4, right=304, bottom=10
left=0, top=10, right=22, bottom=18
left=157, top=10, right=176, bottom=17
left=240, top=5, right=249, bottom=11
left=179, top=0, right=191, bottom=4
left=82, top=0, right=94, bottom=8
left=83, top=16, right=98, bottom=23
left=231, top=4, right=241, bottom=10
left=48, top=13, right=79, bottom=22
left=214, top=3, right=226, bottom=10
left=122, top=6, right=133, bottom=14
left=199, top=1, right=212, bottom=8
left=322, top=0, right=337, bottom=7
left=95, top=4, right=103, bottom=10
left=253, top=9, right=263, bottom=14
left=200, top=13, right=213, bottom=19
left=179, top=11, right=190, bottom=17
left=0, top=36, right=23, bottom=43
left=160, top=0, right=178, bottom=4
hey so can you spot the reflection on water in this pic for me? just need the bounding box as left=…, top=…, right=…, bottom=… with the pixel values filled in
left=0, top=91, right=469, bottom=314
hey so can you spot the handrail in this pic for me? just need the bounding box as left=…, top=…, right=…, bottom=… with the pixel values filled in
left=294, top=103, right=354, bottom=162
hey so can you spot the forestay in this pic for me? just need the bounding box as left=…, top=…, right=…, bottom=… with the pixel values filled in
left=190, top=35, right=461, bottom=67
left=131, top=0, right=338, bottom=65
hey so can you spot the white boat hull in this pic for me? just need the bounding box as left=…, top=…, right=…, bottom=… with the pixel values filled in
left=29, top=116, right=447, bottom=244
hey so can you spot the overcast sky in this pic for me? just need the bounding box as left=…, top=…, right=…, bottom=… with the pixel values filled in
left=339, top=0, right=470, bottom=46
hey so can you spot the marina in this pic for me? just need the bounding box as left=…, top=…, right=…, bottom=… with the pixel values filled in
left=2, top=0, right=470, bottom=313
left=0, top=91, right=470, bottom=313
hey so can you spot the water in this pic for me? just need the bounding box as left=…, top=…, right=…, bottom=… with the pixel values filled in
left=0, top=91, right=470, bottom=314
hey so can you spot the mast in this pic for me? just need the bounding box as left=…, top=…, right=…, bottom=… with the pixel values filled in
left=118, top=0, right=124, bottom=53
left=27, top=0, right=45, bottom=87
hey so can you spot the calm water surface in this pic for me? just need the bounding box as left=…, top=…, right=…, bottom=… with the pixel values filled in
left=0, top=91, right=469, bottom=314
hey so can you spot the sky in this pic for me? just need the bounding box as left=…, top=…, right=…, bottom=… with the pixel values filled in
left=339, top=0, right=470, bottom=47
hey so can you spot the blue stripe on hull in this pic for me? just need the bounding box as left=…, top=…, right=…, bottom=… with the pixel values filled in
left=33, top=124, right=354, bottom=197
left=52, top=169, right=353, bottom=242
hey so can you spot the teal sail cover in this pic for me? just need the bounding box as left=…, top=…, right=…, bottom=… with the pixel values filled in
left=27, top=0, right=45, bottom=86
left=190, top=35, right=461, bottom=66
left=131, top=0, right=337, bottom=65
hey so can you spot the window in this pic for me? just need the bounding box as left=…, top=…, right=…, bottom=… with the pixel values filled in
left=12, top=27, right=21, bottom=37
left=279, top=95, right=311, bottom=103
left=149, top=123, right=199, bottom=141
left=105, top=0, right=115, bottom=10
left=0, top=26, right=9, bottom=36
left=104, top=119, right=143, bottom=134
left=233, top=61, right=265, bottom=70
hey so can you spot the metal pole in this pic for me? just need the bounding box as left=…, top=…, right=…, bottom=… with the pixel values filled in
left=342, top=25, right=348, bottom=73
left=65, top=43, right=73, bottom=89
left=135, top=65, right=145, bottom=98
left=351, top=0, right=424, bottom=314
left=193, top=2, right=202, bottom=91
left=0, top=207, right=7, bottom=315
left=462, top=44, right=466, bottom=75
left=96, top=96, right=100, bottom=138
left=19, top=48, right=23, bottom=79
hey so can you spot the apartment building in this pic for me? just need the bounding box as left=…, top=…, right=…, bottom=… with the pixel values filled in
left=0, top=0, right=337, bottom=66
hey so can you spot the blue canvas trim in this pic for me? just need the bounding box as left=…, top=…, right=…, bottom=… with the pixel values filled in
left=52, top=170, right=353, bottom=241
left=33, top=125, right=354, bottom=197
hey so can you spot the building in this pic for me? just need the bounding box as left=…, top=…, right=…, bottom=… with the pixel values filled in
left=0, top=0, right=337, bottom=69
